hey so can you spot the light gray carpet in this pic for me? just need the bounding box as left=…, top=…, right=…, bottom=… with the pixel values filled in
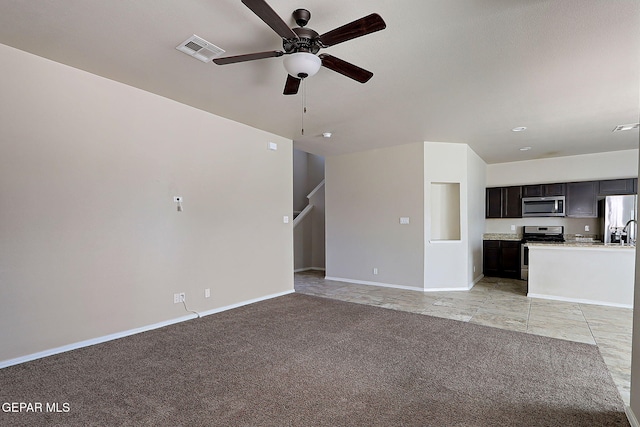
left=0, top=293, right=630, bottom=426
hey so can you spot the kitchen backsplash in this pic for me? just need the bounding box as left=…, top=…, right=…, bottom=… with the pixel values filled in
left=485, top=217, right=601, bottom=237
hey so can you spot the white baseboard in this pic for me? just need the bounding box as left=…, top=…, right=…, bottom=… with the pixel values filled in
left=424, top=286, right=471, bottom=292
left=324, top=276, right=424, bottom=292
left=0, top=289, right=294, bottom=369
left=527, top=293, right=632, bottom=309
left=197, top=290, right=294, bottom=318
left=324, top=276, right=480, bottom=293
left=626, top=406, right=640, bottom=427
left=293, top=267, right=326, bottom=273
left=470, top=274, right=484, bottom=288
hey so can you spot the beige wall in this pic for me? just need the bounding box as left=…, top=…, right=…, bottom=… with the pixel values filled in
left=325, top=143, right=425, bottom=288
left=325, top=142, right=485, bottom=291
left=0, top=44, right=293, bottom=363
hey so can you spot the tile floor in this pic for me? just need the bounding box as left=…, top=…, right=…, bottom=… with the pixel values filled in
left=294, top=270, right=634, bottom=405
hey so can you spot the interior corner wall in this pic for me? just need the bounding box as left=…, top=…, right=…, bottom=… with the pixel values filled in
left=293, top=150, right=325, bottom=271
left=424, top=142, right=475, bottom=290
left=466, top=146, right=487, bottom=285
left=325, top=143, right=424, bottom=289
left=293, top=149, right=310, bottom=212
left=0, top=43, right=293, bottom=363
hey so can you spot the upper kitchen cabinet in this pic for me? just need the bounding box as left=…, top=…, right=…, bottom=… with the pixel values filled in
left=486, top=186, right=522, bottom=218
left=566, top=181, right=598, bottom=217
left=598, top=178, right=637, bottom=195
left=522, top=183, right=566, bottom=197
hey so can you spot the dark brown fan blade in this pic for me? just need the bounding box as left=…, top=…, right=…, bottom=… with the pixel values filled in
left=213, top=50, right=283, bottom=65
left=242, top=0, right=299, bottom=40
left=319, top=54, right=373, bottom=83
left=283, top=74, right=301, bottom=95
left=318, top=13, right=386, bottom=47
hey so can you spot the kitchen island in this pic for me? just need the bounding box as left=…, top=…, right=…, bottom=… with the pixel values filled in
left=527, top=242, right=635, bottom=307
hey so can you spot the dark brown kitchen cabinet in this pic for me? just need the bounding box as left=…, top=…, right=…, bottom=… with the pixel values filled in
left=598, top=178, right=637, bottom=195
left=566, top=181, right=598, bottom=217
left=483, top=240, right=521, bottom=279
left=486, top=188, right=502, bottom=218
left=486, top=186, right=522, bottom=218
left=522, top=183, right=566, bottom=197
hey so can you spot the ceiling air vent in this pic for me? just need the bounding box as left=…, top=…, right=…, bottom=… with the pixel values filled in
left=613, top=123, right=640, bottom=132
left=176, top=35, right=225, bottom=63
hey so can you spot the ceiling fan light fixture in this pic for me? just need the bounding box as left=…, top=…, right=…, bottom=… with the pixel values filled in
left=283, top=52, right=321, bottom=79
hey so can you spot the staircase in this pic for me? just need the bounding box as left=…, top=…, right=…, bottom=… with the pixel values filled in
left=294, top=179, right=324, bottom=228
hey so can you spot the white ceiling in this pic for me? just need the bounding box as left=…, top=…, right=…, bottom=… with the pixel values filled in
left=0, top=0, right=638, bottom=164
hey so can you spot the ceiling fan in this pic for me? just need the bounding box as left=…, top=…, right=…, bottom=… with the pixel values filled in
left=213, top=0, right=386, bottom=95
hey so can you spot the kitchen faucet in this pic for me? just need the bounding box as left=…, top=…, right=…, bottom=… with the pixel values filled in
left=622, top=219, right=637, bottom=245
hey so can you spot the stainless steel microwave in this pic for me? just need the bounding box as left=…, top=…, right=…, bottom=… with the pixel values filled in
left=522, top=196, right=566, bottom=217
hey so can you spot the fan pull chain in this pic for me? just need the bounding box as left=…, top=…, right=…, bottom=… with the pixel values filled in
left=301, top=78, right=307, bottom=136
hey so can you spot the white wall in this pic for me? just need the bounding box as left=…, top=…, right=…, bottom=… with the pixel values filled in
left=528, top=246, right=635, bottom=307
left=467, top=147, right=487, bottom=285
left=487, top=150, right=638, bottom=187
left=424, top=142, right=485, bottom=290
left=629, top=149, right=640, bottom=418
left=325, top=143, right=425, bottom=289
left=0, top=44, right=293, bottom=363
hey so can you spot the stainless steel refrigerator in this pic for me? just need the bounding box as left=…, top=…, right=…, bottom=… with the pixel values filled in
left=600, top=195, right=638, bottom=244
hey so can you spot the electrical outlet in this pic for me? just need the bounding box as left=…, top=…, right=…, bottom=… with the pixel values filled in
left=373, top=267, right=378, bottom=275
left=174, top=293, right=185, bottom=304
left=205, top=288, right=210, bottom=298
left=585, top=225, right=590, bottom=232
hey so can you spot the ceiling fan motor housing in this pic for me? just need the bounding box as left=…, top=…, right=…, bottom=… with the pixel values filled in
left=283, top=27, right=320, bottom=54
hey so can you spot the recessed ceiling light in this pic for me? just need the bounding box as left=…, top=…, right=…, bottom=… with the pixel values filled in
left=512, top=126, right=527, bottom=132
left=322, top=132, right=332, bottom=138
left=519, top=146, right=532, bottom=151
left=613, top=123, right=639, bottom=132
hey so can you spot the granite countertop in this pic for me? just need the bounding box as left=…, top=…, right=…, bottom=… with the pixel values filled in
left=483, top=233, right=522, bottom=241
left=527, top=241, right=636, bottom=249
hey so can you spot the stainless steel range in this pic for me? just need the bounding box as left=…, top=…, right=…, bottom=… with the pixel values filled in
left=520, top=226, right=565, bottom=280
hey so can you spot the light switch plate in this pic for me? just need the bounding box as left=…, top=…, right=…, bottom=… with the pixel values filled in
left=283, top=215, right=289, bottom=224
left=400, top=217, right=410, bottom=225
left=268, top=142, right=278, bottom=151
